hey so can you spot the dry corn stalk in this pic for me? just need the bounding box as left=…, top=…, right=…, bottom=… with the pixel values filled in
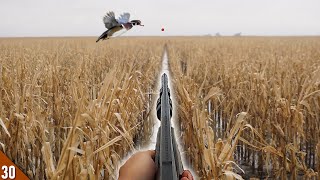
left=168, top=37, right=320, bottom=179
left=0, top=37, right=166, bottom=179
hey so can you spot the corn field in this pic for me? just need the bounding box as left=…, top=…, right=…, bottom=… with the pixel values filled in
left=0, top=37, right=165, bottom=179
left=168, top=37, right=320, bottom=179
left=0, top=37, right=320, bottom=179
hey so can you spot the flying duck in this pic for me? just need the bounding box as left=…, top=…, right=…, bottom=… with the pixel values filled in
left=96, top=11, right=144, bottom=42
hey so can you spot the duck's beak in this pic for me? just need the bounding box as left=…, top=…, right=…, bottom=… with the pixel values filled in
left=140, top=24, right=144, bottom=26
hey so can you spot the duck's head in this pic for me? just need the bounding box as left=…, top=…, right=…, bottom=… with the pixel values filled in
left=131, top=20, right=144, bottom=26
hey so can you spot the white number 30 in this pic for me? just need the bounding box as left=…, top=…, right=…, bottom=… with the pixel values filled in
left=1, top=166, right=15, bottom=179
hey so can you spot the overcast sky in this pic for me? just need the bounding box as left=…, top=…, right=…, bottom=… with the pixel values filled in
left=1, top=0, right=319, bottom=37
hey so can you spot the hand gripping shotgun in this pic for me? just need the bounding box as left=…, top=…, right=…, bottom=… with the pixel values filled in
left=155, top=73, right=184, bottom=180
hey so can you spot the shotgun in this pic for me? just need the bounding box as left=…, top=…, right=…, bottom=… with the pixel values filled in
left=155, top=73, right=184, bottom=180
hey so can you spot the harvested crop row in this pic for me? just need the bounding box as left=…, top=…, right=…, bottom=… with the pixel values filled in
left=168, top=37, right=320, bottom=179
left=0, top=37, right=164, bottom=179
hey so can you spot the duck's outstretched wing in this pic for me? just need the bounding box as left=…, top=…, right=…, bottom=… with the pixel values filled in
left=117, top=13, right=130, bottom=24
left=103, top=11, right=120, bottom=29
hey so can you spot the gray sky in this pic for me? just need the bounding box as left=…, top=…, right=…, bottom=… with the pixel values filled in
left=1, top=0, right=320, bottom=37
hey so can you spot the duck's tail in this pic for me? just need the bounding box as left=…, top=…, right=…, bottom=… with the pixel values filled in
left=96, top=38, right=101, bottom=43
left=96, top=35, right=106, bottom=43
left=96, top=30, right=109, bottom=43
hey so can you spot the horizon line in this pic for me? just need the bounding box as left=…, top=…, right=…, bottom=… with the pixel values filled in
left=1, top=35, right=320, bottom=38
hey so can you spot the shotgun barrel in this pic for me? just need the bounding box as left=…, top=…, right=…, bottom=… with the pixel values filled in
left=155, top=73, right=184, bottom=180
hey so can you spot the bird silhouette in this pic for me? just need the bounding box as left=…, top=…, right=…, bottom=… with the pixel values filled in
left=96, top=11, right=144, bottom=42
